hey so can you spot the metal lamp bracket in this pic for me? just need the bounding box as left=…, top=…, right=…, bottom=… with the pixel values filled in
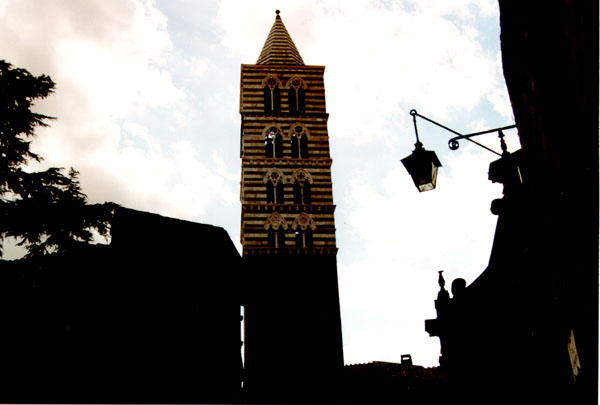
left=410, top=109, right=516, bottom=157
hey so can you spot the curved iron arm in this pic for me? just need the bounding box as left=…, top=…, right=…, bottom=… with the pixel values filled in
left=410, top=109, right=516, bottom=157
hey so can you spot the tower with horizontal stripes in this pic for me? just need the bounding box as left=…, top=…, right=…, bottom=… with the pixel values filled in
left=240, top=10, right=344, bottom=402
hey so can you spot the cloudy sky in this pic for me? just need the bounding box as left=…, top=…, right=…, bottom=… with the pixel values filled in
left=1, top=0, right=519, bottom=367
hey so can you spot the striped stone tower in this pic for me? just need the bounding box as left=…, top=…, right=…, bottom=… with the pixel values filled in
left=240, top=11, right=344, bottom=402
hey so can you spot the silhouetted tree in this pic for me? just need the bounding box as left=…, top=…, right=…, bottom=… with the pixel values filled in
left=0, top=60, right=114, bottom=257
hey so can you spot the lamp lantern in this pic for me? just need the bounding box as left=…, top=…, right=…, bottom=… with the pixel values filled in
left=401, top=141, right=442, bottom=192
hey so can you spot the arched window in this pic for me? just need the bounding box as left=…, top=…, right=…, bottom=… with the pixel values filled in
left=300, top=134, right=309, bottom=158
left=292, top=213, right=316, bottom=248
left=294, top=228, right=313, bottom=247
left=266, top=182, right=274, bottom=203
left=265, top=212, right=287, bottom=248
left=264, top=169, right=286, bottom=204
left=293, top=181, right=302, bottom=204
left=276, top=181, right=284, bottom=203
left=305, top=228, right=314, bottom=246
left=275, top=133, right=283, bottom=158
left=290, top=133, right=299, bottom=158
left=265, top=132, right=274, bottom=158
left=289, top=124, right=309, bottom=158
left=263, top=75, right=282, bottom=114
left=286, top=76, right=307, bottom=114
left=291, top=169, right=313, bottom=204
left=303, top=181, right=312, bottom=204
left=264, top=126, right=284, bottom=158
left=268, top=228, right=286, bottom=248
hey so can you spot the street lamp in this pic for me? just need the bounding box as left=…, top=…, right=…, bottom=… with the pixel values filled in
left=401, top=141, right=442, bottom=192
left=402, top=109, right=517, bottom=192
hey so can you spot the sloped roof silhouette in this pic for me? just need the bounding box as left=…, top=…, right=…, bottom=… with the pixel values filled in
left=256, top=11, right=305, bottom=65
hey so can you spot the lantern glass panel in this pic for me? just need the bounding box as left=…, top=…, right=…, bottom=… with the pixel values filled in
left=416, top=161, right=438, bottom=192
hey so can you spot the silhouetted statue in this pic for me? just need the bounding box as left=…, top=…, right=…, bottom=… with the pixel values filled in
left=436, top=271, right=450, bottom=316
left=451, top=278, right=466, bottom=298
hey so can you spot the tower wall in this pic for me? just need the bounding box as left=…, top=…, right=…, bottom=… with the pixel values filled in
left=239, top=15, right=344, bottom=402
left=240, top=64, right=337, bottom=255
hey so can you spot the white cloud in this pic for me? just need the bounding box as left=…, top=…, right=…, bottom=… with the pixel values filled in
left=413, top=0, right=497, bottom=19
left=187, top=56, right=210, bottom=78
left=1, top=0, right=182, bottom=115
left=312, top=3, right=499, bottom=141
left=72, top=123, right=238, bottom=223
left=214, top=0, right=286, bottom=62
left=0, top=0, right=238, bottom=227
left=0, top=0, right=186, bottom=165
left=214, top=1, right=504, bottom=145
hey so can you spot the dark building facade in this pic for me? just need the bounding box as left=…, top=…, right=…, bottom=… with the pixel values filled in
left=239, top=11, right=344, bottom=403
left=425, top=1, right=598, bottom=404
left=0, top=207, right=242, bottom=403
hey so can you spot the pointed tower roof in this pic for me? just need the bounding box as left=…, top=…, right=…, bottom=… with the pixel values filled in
left=256, top=10, right=305, bottom=65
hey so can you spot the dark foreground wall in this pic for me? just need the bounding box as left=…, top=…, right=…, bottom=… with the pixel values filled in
left=496, top=1, right=598, bottom=401
left=426, top=2, right=598, bottom=404
left=0, top=207, right=242, bottom=403
left=498, top=0, right=599, bottom=403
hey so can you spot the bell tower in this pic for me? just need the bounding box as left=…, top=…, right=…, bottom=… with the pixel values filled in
left=240, top=11, right=344, bottom=402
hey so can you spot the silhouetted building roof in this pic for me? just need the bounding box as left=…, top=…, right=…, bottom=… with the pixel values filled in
left=0, top=207, right=242, bottom=403
left=341, top=361, right=446, bottom=403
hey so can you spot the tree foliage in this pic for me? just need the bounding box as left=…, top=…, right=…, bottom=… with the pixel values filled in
left=0, top=60, right=115, bottom=258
